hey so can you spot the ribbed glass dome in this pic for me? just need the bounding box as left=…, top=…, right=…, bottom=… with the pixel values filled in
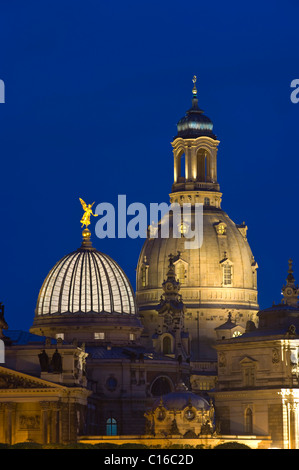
left=36, top=246, right=136, bottom=316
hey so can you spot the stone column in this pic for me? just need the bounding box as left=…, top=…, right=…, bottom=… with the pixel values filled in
left=40, top=401, right=51, bottom=444
left=0, top=403, right=5, bottom=443
left=173, top=152, right=181, bottom=183
left=50, top=402, right=61, bottom=444
left=289, top=402, right=298, bottom=449
left=4, top=402, right=16, bottom=445
left=190, top=146, right=197, bottom=180
left=210, top=150, right=217, bottom=182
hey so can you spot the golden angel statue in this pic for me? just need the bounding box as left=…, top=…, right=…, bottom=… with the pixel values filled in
left=79, top=198, right=98, bottom=229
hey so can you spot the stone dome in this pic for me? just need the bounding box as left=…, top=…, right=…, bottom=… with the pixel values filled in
left=153, top=390, right=210, bottom=411
left=136, top=79, right=259, bottom=362
left=138, top=210, right=256, bottom=293
left=136, top=207, right=259, bottom=360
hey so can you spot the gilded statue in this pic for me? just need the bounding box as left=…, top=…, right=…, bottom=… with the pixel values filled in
left=79, top=198, right=98, bottom=229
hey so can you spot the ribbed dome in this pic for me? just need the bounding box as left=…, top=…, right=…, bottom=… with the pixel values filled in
left=176, top=96, right=216, bottom=140
left=36, top=243, right=136, bottom=316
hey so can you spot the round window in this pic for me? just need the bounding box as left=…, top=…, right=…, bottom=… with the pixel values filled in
left=185, top=408, right=195, bottom=421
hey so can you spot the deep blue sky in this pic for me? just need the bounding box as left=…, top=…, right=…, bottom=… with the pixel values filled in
left=0, top=0, right=299, bottom=331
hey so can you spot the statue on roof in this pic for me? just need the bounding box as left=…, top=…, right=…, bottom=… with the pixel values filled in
left=0, top=302, right=8, bottom=339
left=79, top=198, right=98, bottom=229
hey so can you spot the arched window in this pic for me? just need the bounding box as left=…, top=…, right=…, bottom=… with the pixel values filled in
left=180, top=153, right=185, bottom=179
left=232, top=330, right=242, bottom=338
left=216, top=223, right=226, bottom=235
left=204, top=197, right=210, bottom=206
left=163, top=336, right=172, bottom=355
left=106, top=418, right=117, bottom=436
left=196, top=149, right=211, bottom=182
left=151, top=376, right=172, bottom=396
left=174, top=149, right=186, bottom=183
left=245, top=408, right=253, bottom=434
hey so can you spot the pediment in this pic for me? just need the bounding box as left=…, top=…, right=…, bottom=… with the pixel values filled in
left=219, top=257, right=233, bottom=266
left=173, top=257, right=188, bottom=267
left=0, top=366, right=64, bottom=390
left=239, top=356, right=257, bottom=366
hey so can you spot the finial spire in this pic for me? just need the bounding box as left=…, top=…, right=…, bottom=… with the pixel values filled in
left=192, top=75, right=197, bottom=96
left=287, top=258, right=295, bottom=284
left=282, top=258, right=299, bottom=306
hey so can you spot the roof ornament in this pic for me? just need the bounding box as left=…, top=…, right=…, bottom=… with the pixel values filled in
left=79, top=198, right=98, bottom=248
left=79, top=198, right=98, bottom=229
left=192, top=75, right=197, bottom=96
left=282, top=258, right=299, bottom=306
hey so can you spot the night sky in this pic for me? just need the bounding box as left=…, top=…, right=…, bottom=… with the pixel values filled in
left=0, top=0, right=299, bottom=331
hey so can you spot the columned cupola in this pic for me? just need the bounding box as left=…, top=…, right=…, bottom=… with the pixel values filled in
left=170, top=76, right=221, bottom=209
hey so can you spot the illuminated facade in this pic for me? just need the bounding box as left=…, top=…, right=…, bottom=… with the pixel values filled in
left=145, top=385, right=214, bottom=438
left=211, top=261, right=299, bottom=449
left=28, top=227, right=189, bottom=440
left=1, top=80, right=299, bottom=449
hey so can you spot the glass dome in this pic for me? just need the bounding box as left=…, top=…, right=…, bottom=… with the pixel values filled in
left=36, top=247, right=136, bottom=316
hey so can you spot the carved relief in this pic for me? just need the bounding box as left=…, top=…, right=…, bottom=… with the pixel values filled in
left=218, top=352, right=226, bottom=368
left=0, top=373, right=48, bottom=389
left=272, top=348, right=280, bottom=364
left=19, top=415, right=40, bottom=430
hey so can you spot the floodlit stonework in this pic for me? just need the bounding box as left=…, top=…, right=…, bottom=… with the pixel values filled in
left=136, top=81, right=258, bottom=381
left=0, top=80, right=298, bottom=449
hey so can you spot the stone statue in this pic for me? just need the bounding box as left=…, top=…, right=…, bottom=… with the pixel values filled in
left=38, top=350, right=49, bottom=372
left=51, top=349, right=63, bottom=373
left=201, top=420, right=213, bottom=435
left=0, top=302, right=8, bottom=337
left=79, top=198, right=98, bottom=229
left=170, top=418, right=180, bottom=436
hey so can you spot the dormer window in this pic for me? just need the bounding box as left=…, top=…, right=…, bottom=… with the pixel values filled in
left=220, top=257, right=233, bottom=287
left=174, top=257, right=188, bottom=285
left=223, top=264, right=232, bottom=285
left=215, top=221, right=227, bottom=236
left=177, top=262, right=186, bottom=285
